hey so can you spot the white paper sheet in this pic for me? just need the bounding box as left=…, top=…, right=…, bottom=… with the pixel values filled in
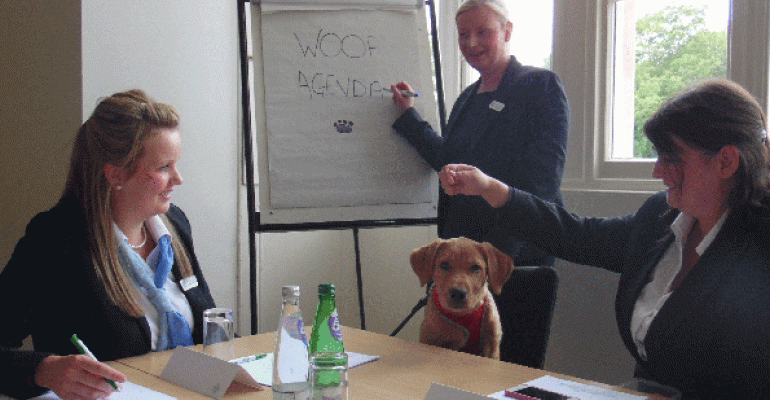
left=260, top=0, right=422, bottom=13
left=235, top=351, right=379, bottom=387
left=261, top=7, right=438, bottom=210
left=487, top=375, right=647, bottom=400
left=424, top=383, right=493, bottom=400
left=27, top=381, right=175, bottom=400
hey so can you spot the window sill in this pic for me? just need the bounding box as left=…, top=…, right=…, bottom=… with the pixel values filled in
left=562, top=177, right=664, bottom=195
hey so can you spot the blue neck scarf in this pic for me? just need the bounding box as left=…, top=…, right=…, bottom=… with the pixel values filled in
left=117, top=232, right=194, bottom=351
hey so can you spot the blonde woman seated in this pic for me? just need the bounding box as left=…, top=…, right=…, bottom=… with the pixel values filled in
left=0, top=90, right=217, bottom=400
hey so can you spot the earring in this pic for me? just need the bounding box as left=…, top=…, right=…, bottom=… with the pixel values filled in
left=116, top=185, right=123, bottom=190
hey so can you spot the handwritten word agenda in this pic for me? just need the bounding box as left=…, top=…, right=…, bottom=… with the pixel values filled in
left=294, top=29, right=392, bottom=99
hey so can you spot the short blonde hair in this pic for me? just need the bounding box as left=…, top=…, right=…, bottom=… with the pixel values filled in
left=456, top=0, right=510, bottom=24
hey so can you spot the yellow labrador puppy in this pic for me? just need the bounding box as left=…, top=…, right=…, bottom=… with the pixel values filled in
left=410, top=237, right=514, bottom=359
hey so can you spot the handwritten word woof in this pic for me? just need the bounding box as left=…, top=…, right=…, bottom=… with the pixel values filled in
left=293, top=29, right=389, bottom=99
left=294, top=30, right=377, bottom=58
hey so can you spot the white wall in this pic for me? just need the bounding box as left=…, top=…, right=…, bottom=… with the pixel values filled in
left=81, top=0, right=242, bottom=315
left=256, top=225, right=437, bottom=343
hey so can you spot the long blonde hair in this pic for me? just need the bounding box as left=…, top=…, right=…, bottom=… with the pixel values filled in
left=61, top=89, right=194, bottom=317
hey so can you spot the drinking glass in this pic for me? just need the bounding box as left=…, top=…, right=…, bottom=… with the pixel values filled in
left=309, top=352, right=348, bottom=400
left=203, top=307, right=234, bottom=359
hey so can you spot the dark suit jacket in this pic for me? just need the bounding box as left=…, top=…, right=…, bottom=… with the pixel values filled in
left=0, top=197, right=216, bottom=399
left=497, top=189, right=770, bottom=398
left=392, top=56, right=569, bottom=265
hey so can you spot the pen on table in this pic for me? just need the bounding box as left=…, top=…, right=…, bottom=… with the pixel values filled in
left=70, top=334, right=120, bottom=391
left=386, top=88, right=419, bottom=98
left=231, top=353, right=268, bottom=365
left=504, top=391, right=539, bottom=400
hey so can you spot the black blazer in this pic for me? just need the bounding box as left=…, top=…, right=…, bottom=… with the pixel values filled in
left=393, top=56, right=569, bottom=264
left=497, top=189, right=770, bottom=398
left=0, top=198, right=216, bottom=399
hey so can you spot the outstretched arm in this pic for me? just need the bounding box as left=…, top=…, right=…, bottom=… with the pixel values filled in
left=439, top=164, right=511, bottom=208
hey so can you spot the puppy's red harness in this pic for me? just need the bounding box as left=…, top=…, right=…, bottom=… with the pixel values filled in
left=432, top=288, right=487, bottom=355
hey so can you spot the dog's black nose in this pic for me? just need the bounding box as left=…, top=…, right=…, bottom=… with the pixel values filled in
left=449, top=287, right=467, bottom=302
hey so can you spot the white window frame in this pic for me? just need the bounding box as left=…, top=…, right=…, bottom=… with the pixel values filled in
left=439, top=0, right=770, bottom=193
left=561, top=0, right=770, bottom=192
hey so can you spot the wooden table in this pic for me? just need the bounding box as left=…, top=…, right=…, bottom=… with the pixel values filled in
left=116, top=326, right=652, bottom=399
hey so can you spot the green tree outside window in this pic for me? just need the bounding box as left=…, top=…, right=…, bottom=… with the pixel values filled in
left=633, top=5, right=727, bottom=158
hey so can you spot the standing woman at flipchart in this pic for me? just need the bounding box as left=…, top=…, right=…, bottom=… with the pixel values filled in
left=391, top=0, right=569, bottom=267
left=0, top=90, right=216, bottom=400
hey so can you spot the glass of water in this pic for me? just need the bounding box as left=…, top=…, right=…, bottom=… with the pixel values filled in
left=309, top=352, right=348, bottom=400
left=203, top=308, right=234, bottom=359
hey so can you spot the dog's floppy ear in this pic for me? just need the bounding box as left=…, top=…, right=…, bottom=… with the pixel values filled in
left=410, top=239, right=444, bottom=287
left=480, top=242, right=514, bottom=295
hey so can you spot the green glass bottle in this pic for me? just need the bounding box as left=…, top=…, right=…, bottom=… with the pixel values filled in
left=308, top=284, right=347, bottom=399
left=309, top=284, right=344, bottom=354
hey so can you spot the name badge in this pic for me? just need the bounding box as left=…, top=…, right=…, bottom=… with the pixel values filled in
left=180, top=276, right=198, bottom=291
left=489, top=100, right=505, bottom=112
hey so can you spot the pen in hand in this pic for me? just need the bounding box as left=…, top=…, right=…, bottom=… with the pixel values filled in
left=385, top=88, right=419, bottom=98
left=70, top=334, right=120, bottom=391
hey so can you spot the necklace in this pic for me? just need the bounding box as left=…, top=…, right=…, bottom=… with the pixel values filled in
left=131, top=225, right=147, bottom=249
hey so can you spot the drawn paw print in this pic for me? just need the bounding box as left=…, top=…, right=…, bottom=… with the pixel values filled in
left=333, top=120, right=354, bottom=133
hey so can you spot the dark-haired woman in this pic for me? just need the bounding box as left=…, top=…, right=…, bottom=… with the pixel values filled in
left=438, top=79, right=770, bottom=398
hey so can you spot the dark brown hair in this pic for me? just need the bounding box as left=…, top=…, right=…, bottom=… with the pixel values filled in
left=644, top=79, right=770, bottom=209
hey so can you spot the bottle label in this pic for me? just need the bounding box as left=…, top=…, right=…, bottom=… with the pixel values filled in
left=275, top=315, right=310, bottom=388
left=328, top=310, right=342, bottom=341
left=283, top=314, right=309, bottom=345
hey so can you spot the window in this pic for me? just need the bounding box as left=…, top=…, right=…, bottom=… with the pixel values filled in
left=556, top=0, right=770, bottom=190
left=597, top=0, right=769, bottom=186
left=610, top=0, right=729, bottom=161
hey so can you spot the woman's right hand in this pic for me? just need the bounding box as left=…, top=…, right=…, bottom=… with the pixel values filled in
left=440, top=164, right=511, bottom=208
left=391, top=81, right=415, bottom=112
left=34, top=355, right=126, bottom=400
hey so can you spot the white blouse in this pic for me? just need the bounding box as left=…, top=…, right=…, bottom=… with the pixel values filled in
left=629, top=210, right=729, bottom=360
